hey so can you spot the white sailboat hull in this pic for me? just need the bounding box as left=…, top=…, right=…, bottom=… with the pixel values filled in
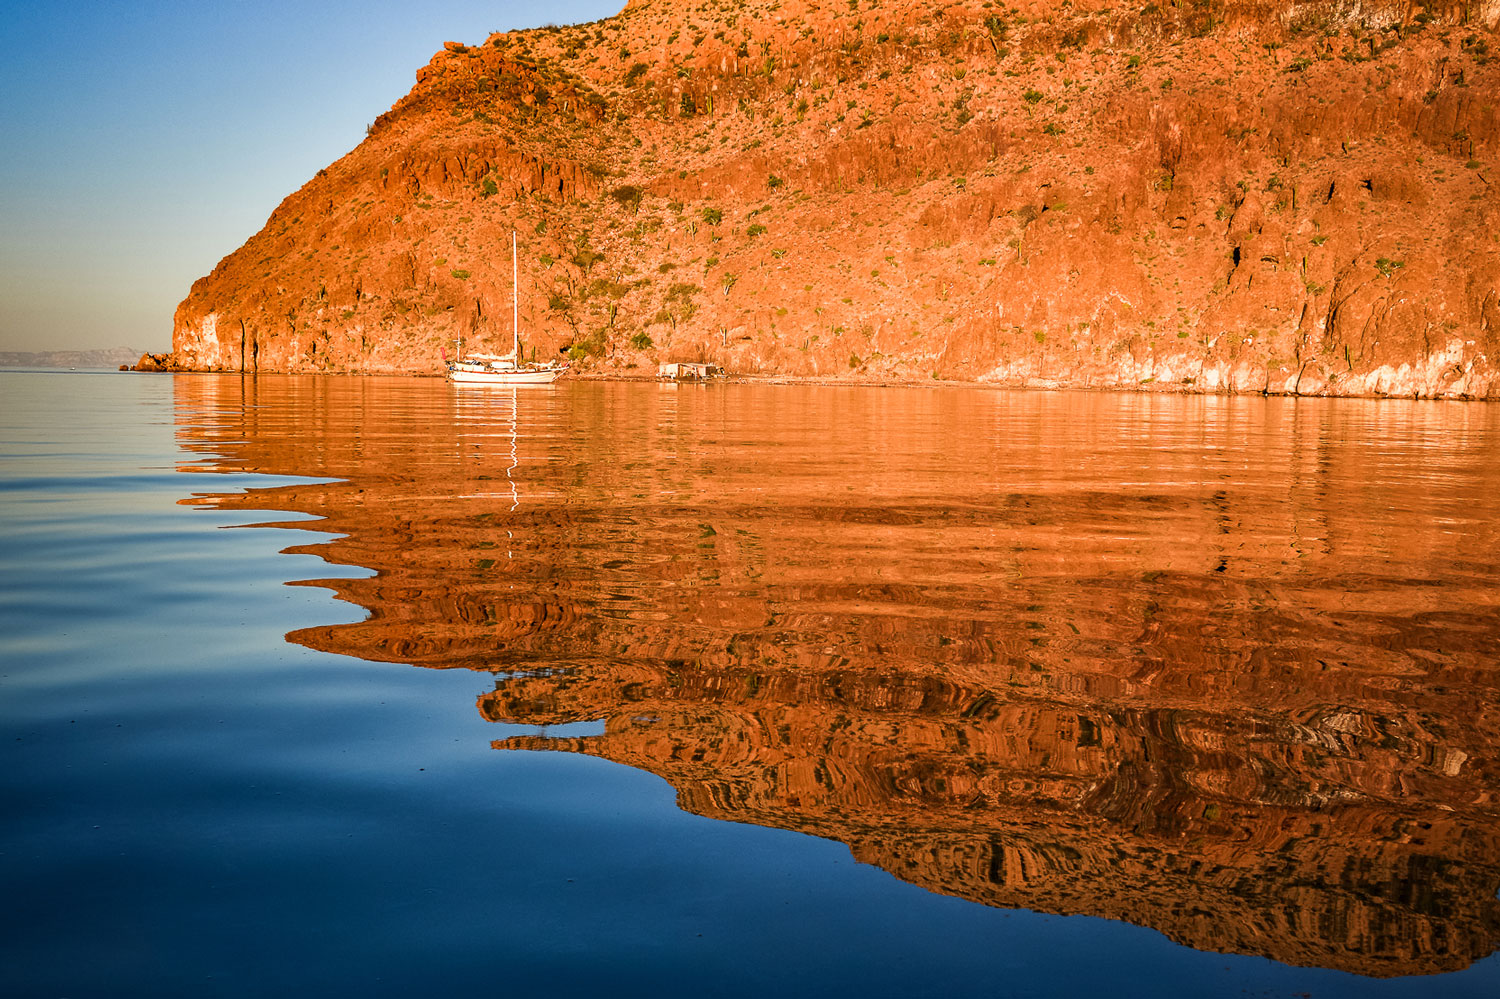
left=448, top=363, right=566, bottom=385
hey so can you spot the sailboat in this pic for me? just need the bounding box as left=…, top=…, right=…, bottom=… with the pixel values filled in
left=448, top=231, right=568, bottom=385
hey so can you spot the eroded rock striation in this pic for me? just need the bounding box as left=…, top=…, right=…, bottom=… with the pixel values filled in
left=158, top=0, right=1500, bottom=397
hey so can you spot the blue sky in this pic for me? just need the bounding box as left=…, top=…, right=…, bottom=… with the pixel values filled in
left=0, top=1, right=622, bottom=353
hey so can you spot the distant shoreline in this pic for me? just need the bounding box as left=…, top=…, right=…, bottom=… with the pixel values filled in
left=1, top=364, right=125, bottom=369
left=0, top=348, right=143, bottom=369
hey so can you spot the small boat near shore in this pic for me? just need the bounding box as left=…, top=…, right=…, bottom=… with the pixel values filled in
left=449, top=352, right=566, bottom=384
left=448, top=231, right=567, bottom=386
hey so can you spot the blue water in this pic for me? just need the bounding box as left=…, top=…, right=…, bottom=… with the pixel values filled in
left=2, top=370, right=1497, bottom=997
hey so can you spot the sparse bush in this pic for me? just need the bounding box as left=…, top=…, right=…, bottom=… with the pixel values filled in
left=568, top=326, right=607, bottom=362
left=572, top=248, right=604, bottom=273
left=630, top=332, right=654, bottom=350
left=451, top=269, right=471, bottom=280
left=654, top=282, right=700, bottom=329
left=583, top=276, right=633, bottom=300
left=610, top=185, right=644, bottom=211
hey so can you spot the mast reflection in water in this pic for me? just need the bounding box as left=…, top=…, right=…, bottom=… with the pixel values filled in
left=177, top=373, right=1500, bottom=979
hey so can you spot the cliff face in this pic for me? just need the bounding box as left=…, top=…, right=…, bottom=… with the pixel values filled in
left=173, top=375, right=1500, bottom=977
left=159, top=0, right=1500, bottom=397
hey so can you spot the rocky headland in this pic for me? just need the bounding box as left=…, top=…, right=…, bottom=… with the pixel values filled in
left=153, top=0, right=1500, bottom=397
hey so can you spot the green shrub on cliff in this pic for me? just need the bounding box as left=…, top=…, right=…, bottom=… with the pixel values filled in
left=610, top=185, right=644, bottom=212
left=568, top=328, right=606, bottom=361
left=571, top=248, right=604, bottom=273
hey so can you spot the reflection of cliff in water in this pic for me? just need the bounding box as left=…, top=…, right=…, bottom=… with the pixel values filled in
left=174, top=374, right=1500, bottom=977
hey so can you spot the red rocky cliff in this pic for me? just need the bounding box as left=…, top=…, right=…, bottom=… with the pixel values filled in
left=159, top=0, right=1500, bottom=398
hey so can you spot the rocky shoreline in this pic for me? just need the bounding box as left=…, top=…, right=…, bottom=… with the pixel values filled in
left=132, top=355, right=1500, bottom=399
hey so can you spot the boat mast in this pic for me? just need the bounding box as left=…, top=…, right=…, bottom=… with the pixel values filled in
left=512, top=230, right=519, bottom=361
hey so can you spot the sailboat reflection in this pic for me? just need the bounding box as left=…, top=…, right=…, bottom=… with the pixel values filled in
left=174, top=375, right=1500, bottom=979
left=454, top=387, right=522, bottom=561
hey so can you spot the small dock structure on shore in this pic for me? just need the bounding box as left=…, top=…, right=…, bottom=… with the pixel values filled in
left=658, top=361, right=723, bottom=381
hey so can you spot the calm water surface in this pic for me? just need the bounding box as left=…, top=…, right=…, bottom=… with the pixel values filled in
left=3, top=370, right=1499, bottom=997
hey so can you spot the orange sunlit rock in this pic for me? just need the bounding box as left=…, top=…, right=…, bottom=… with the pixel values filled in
left=155, top=1, right=1500, bottom=398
